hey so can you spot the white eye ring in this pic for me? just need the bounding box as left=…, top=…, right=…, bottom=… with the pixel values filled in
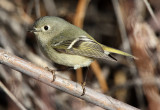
left=43, top=25, right=50, bottom=31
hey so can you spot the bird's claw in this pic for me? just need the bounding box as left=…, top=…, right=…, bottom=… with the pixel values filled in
left=45, top=67, right=56, bottom=82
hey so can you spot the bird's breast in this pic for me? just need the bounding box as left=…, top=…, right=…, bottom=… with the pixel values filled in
left=40, top=44, right=93, bottom=69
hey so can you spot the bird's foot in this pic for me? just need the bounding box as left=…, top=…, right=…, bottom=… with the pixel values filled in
left=45, top=67, right=56, bottom=82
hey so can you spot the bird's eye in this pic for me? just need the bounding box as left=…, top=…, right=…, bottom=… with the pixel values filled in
left=44, top=25, right=49, bottom=30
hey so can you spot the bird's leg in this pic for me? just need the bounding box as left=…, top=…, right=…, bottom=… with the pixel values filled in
left=80, top=67, right=89, bottom=96
left=81, top=82, right=86, bottom=96
left=45, top=67, right=56, bottom=82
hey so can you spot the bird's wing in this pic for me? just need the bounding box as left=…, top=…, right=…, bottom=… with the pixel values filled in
left=51, top=36, right=117, bottom=61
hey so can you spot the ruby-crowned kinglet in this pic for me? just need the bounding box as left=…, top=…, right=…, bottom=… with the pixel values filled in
left=30, top=16, right=135, bottom=69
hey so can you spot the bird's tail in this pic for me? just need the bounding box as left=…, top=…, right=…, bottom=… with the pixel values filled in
left=102, top=45, right=137, bottom=59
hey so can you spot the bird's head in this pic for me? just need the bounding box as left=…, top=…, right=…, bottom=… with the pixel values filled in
left=30, top=16, right=69, bottom=44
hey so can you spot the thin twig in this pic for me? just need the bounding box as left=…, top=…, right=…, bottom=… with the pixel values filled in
left=76, top=68, right=83, bottom=83
left=91, top=61, right=109, bottom=92
left=73, top=0, right=108, bottom=92
left=0, top=48, right=140, bottom=110
left=110, top=76, right=160, bottom=94
left=0, top=81, right=27, bottom=110
left=74, top=0, right=90, bottom=83
left=143, top=0, right=160, bottom=28
left=35, top=0, right=41, bottom=18
left=112, top=0, right=130, bottom=51
left=73, top=0, right=90, bottom=27
left=112, top=1, right=145, bottom=109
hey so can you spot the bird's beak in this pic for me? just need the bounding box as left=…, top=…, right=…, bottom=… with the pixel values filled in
left=28, top=28, right=41, bottom=33
left=28, top=28, right=36, bottom=32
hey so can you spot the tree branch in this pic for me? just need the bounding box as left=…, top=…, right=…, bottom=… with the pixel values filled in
left=0, top=48, right=139, bottom=110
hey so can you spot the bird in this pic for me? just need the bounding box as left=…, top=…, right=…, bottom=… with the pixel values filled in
left=30, top=16, right=135, bottom=70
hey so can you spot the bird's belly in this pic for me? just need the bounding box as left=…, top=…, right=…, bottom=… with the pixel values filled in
left=43, top=47, right=93, bottom=69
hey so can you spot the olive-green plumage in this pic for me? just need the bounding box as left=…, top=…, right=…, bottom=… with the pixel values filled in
left=31, top=16, right=135, bottom=69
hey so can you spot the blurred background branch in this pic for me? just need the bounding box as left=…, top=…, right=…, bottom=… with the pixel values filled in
left=0, top=0, right=160, bottom=110
left=0, top=81, right=27, bottom=110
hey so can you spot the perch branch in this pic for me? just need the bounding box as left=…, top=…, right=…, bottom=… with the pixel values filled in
left=0, top=48, right=139, bottom=110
